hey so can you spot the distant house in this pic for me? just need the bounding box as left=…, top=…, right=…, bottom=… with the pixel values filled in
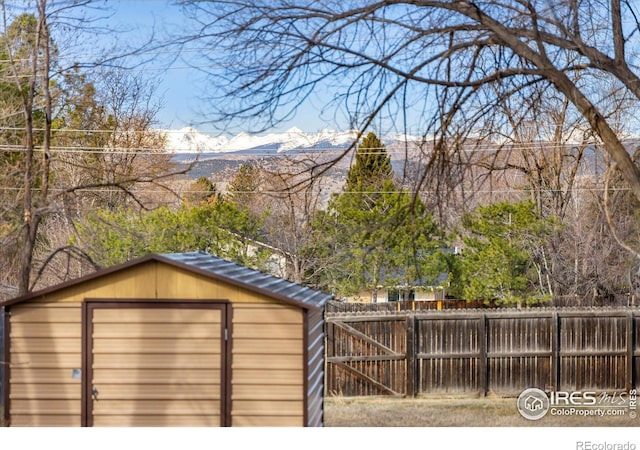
left=344, top=249, right=459, bottom=305
left=347, top=284, right=446, bottom=304
left=345, top=271, right=448, bottom=304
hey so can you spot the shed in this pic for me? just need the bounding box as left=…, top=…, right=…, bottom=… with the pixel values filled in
left=0, top=252, right=331, bottom=427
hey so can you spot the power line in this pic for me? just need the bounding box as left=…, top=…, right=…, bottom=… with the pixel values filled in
left=1, top=125, right=631, bottom=146
left=0, top=135, right=626, bottom=155
left=0, top=47, right=225, bottom=65
left=0, top=186, right=630, bottom=194
left=0, top=146, right=614, bottom=157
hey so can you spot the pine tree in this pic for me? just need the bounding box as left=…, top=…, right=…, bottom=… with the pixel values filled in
left=457, top=200, right=557, bottom=306
left=344, top=132, right=394, bottom=208
left=309, top=132, right=447, bottom=299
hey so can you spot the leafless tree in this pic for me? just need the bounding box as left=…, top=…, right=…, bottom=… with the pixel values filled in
left=55, top=68, right=175, bottom=214
left=261, top=157, right=329, bottom=285
left=0, top=0, right=59, bottom=296
left=0, top=1, right=188, bottom=297
left=176, top=0, right=640, bottom=204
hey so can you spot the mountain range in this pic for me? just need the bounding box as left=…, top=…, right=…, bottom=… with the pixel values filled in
left=162, top=126, right=636, bottom=184
left=163, top=127, right=365, bottom=157
left=163, top=127, right=640, bottom=156
left=162, top=127, right=422, bottom=182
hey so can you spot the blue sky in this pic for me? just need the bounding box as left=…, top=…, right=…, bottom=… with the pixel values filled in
left=95, top=1, right=337, bottom=134
left=105, top=1, right=218, bottom=131
left=62, top=1, right=446, bottom=137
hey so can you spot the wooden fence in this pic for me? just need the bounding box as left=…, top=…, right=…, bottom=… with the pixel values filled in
left=325, top=299, right=488, bottom=313
left=325, top=307, right=640, bottom=397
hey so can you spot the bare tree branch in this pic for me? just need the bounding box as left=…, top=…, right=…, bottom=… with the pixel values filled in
left=175, top=0, right=640, bottom=204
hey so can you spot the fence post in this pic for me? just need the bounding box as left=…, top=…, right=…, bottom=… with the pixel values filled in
left=627, top=311, right=634, bottom=393
left=406, top=314, right=417, bottom=397
left=324, top=318, right=334, bottom=397
left=478, top=313, right=487, bottom=397
left=551, top=311, right=559, bottom=392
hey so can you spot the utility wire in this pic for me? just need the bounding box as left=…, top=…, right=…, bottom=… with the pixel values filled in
left=0, top=186, right=628, bottom=194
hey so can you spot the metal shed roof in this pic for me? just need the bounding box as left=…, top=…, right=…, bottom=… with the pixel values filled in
left=0, top=251, right=333, bottom=310
left=160, top=251, right=332, bottom=309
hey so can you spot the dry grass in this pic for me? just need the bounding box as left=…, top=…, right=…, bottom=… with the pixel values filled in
left=0, top=399, right=635, bottom=428
left=324, top=396, right=640, bottom=427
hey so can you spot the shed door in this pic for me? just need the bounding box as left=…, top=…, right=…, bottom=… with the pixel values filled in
left=85, top=302, right=228, bottom=427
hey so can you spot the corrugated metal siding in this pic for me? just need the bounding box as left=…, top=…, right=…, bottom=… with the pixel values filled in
left=9, top=303, right=82, bottom=426
left=10, top=261, right=286, bottom=305
left=0, top=253, right=333, bottom=310
left=161, top=252, right=332, bottom=310
left=306, top=308, right=325, bottom=427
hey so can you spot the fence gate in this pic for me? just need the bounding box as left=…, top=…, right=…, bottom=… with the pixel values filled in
left=325, top=315, right=411, bottom=396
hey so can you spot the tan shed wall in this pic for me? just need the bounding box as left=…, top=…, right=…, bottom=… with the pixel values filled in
left=28, top=261, right=281, bottom=304
left=9, top=303, right=82, bottom=426
left=231, top=303, right=304, bottom=427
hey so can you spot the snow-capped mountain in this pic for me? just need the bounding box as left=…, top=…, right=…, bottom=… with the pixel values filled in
left=162, top=126, right=360, bottom=154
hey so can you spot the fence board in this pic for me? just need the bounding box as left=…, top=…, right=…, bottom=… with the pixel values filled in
left=325, top=306, right=640, bottom=397
left=416, top=316, right=480, bottom=395
left=486, top=316, right=553, bottom=394
left=558, top=315, right=629, bottom=391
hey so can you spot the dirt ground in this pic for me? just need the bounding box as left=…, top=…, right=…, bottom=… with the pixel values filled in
left=324, top=396, right=640, bottom=427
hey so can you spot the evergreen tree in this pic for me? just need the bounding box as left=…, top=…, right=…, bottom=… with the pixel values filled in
left=186, top=176, right=219, bottom=205
left=345, top=132, right=394, bottom=193
left=456, top=200, right=557, bottom=306
left=227, top=163, right=262, bottom=209
left=75, top=200, right=269, bottom=270
left=309, top=132, right=447, bottom=299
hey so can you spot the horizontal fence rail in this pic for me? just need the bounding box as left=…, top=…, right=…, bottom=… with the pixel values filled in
left=324, top=307, right=640, bottom=397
